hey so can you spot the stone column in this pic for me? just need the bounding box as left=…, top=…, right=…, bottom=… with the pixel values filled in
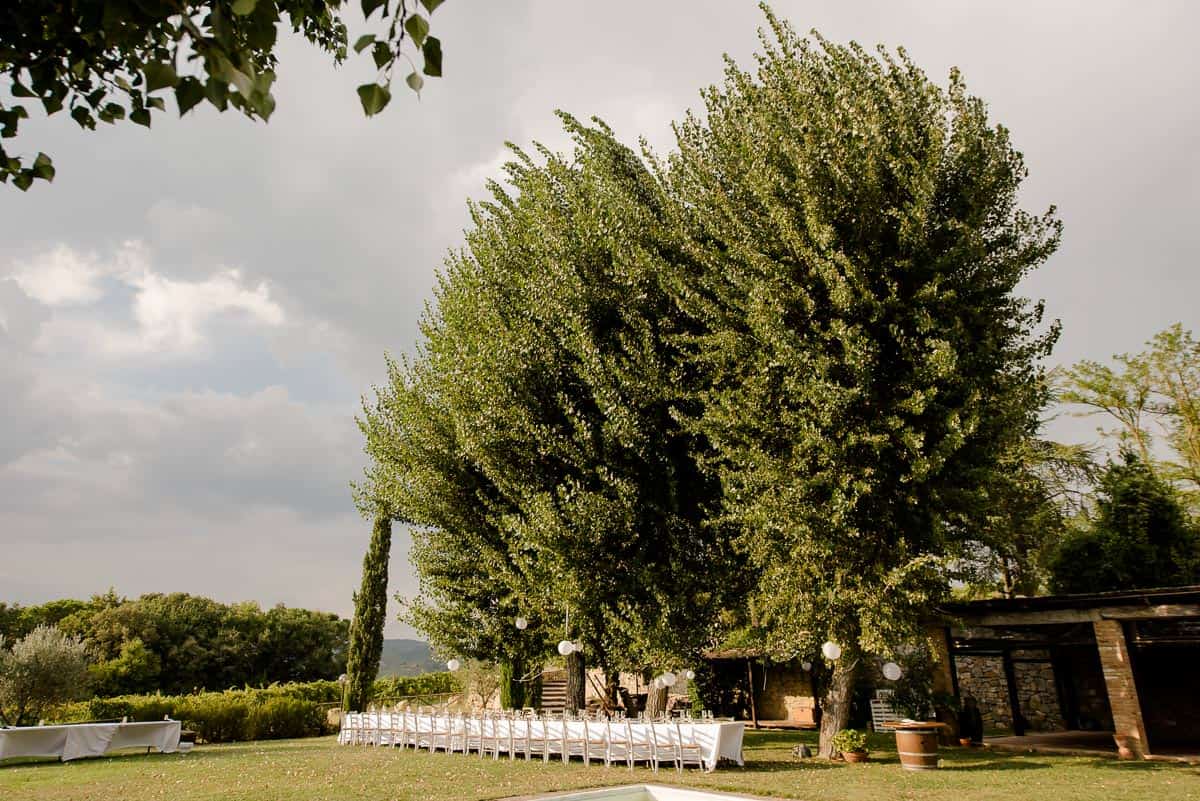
left=1093, top=619, right=1148, bottom=758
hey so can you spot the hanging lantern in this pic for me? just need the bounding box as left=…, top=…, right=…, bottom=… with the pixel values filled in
left=557, top=640, right=575, bottom=656
left=882, top=661, right=902, bottom=681
left=514, top=617, right=528, bottom=630
left=800, top=661, right=813, bottom=672
left=661, top=672, right=677, bottom=688
left=683, top=669, right=696, bottom=681
left=821, top=641, right=842, bottom=661
left=446, top=658, right=461, bottom=672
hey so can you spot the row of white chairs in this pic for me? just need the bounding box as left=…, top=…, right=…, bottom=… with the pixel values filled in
left=339, top=711, right=707, bottom=772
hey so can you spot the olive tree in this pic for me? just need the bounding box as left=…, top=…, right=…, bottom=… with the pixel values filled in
left=0, top=625, right=90, bottom=725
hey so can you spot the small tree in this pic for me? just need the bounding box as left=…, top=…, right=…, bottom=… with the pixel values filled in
left=345, top=513, right=392, bottom=711
left=0, top=625, right=90, bottom=725
left=1050, top=453, right=1200, bottom=593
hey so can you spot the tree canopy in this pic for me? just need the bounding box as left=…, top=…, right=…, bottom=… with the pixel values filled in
left=1049, top=453, right=1200, bottom=594
left=1, top=0, right=448, bottom=189
left=1, top=592, right=349, bottom=695
left=358, top=115, right=745, bottom=704
left=1063, top=323, right=1200, bottom=510
left=359, top=6, right=1060, bottom=755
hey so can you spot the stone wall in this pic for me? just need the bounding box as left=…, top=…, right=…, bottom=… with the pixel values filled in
left=953, top=652, right=1066, bottom=733
left=1012, top=653, right=1065, bottom=731
left=954, top=655, right=1012, bottom=731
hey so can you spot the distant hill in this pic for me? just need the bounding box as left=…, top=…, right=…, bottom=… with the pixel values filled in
left=377, top=638, right=442, bottom=677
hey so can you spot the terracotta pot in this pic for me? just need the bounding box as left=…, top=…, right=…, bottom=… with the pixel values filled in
left=895, top=726, right=940, bottom=771
left=842, top=750, right=869, bottom=763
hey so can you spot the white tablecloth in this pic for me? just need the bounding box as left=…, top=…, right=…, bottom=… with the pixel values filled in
left=341, top=713, right=744, bottom=771
left=0, top=720, right=181, bottom=762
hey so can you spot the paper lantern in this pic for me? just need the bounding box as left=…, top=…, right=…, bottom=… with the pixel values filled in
left=661, top=672, right=677, bottom=688
left=446, top=659, right=461, bottom=672
left=683, top=669, right=696, bottom=681
left=882, top=661, right=902, bottom=681
left=514, top=617, right=528, bottom=630
left=821, top=641, right=842, bottom=661
left=800, top=661, right=813, bottom=672
left=557, top=640, right=575, bottom=656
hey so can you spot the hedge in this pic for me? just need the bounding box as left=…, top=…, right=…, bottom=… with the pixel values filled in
left=52, top=673, right=462, bottom=744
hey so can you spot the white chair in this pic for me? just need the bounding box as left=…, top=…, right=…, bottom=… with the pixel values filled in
left=869, top=692, right=901, bottom=732
left=564, top=717, right=588, bottom=763
left=674, top=720, right=705, bottom=772
left=464, top=714, right=483, bottom=755
left=648, top=722, right=675, bottom=772
left=481, top=714, right=503, bottom=760
left=605, top=719, right=633, bottom=769
left=628, top=721, right=657, bottom=771
left=428, top=712, right=453, bottom=753
left=543, top=714, right=566, bottom=764
left=581, top=718, right=608, bottom=765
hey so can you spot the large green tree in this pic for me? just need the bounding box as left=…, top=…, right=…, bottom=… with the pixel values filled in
left=345, top=513, right=392, bottom=711
left=360, top=116, right=742, bottom=710
left=659, top=13, right=1060, bottom=755
left=2, top=0, right=448, bottom=189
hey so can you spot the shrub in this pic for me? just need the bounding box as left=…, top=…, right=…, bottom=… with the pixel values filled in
left=245, top=696, right=326, bottom=740
left=831, top=728, right=869, bottom=754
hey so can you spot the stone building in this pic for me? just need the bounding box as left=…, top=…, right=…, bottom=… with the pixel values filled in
left=939, top=585, right=1200, bottom=759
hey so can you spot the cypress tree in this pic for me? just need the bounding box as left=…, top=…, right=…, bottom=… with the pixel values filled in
left=345, top=513, right=391, bottom=711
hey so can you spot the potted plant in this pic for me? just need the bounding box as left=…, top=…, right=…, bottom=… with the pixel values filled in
left=832, top=728, right=870, bottom=763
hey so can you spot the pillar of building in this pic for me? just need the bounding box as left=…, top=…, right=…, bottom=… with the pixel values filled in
left=1093, top=619, right=1148, bottom=759
left=926, top=625, right=960, bottom=742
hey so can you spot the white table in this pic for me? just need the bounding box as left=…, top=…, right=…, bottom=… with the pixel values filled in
left=0, top=720, right=182, bottom=762
left=342, top=713, right=744, bottom=771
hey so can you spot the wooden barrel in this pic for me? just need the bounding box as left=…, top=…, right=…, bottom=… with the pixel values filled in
left=895, top=726, right=940, bottom=770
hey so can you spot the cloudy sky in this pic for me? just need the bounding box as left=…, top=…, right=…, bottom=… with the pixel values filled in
left=2, top=1, right=1197, bottom=637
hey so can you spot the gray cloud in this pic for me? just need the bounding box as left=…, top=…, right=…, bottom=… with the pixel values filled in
left=1, top=0, right=1198, bottom=635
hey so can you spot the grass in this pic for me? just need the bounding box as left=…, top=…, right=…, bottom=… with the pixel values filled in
left=2, top=730, right=1197, bottom=801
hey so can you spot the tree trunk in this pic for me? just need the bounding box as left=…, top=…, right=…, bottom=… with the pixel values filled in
left=565, top=650, right=586, bottom=713
left=644, top=683, right=669, bottom=719
left=604, top=669, right=621, bottom=711
left=817, top=648, right=860, bottom=758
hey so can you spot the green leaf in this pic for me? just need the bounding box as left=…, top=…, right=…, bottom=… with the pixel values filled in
left=420, top=0, right=444, bottom=13
left=147, top=96, right=166, bottom=111
left=231, top=0, right=257, bottom=14
left=32, top=152, right=54, bottom=181
left=422, top=36, right=443, bottom=77
left=353, top=34, right=376, bottom=53
left=103, top=103, right=126, bottom=120
left=405, top=71, right=424, bottom=93
left=130, top=108, right=152, bottom=128
left=357, top=82, right=391, bottom=116
left=372, top=41, right=392, bottom=70
left=175, top=77, right=206, bottom=116
left=361, top=0, right=387, bottom=19
left=13, top=171, right=33, bottom=191
left=11, top=80, right=35, bottom=98
left=143, top=62, right=179, bottom=92
left=70, top=105, right=94, bottom=129
left=404, top=14, right=429, bottom=46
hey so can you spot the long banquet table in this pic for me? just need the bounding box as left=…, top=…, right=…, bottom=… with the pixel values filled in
left=340, top=712, right=744, bottom=771
left=0, top=720, right=182, bottom=762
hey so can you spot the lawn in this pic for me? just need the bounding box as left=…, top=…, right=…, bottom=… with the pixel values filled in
left=1, top=730, right=1197, bottom=801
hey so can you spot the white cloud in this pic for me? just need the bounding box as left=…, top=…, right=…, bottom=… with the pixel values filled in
left=15, top=241, right=286, bottom=357
left=126, top=267, right=285, bottom=352
left=8, top=244, right=107, bottom=306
